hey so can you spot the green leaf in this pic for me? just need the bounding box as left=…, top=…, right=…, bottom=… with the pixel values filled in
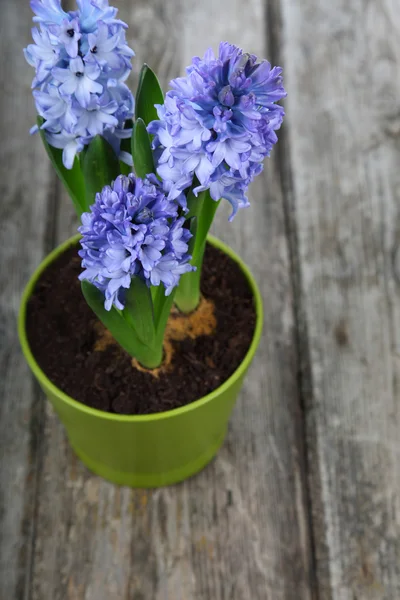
left=123, top=277, right=156, bottom=348
left=193, top=193, right=220, bottom=262
left=37, top=117, right=85, bottom=216
left=185, top=189, right=220, bottom=262
left=131, top=118, right=155, bottom=179
left=119, top=119, right=133, bottom=176
left=82, top=281, right=141, bottom=357
left=81, top=281, right=162, bottom=368
left=153, top=286, right=176, bottom=340
left=185, top=216, right=198, bottom=256
left=119, top=160, right=131, bottom=177
left=135, top=64, right=164, bottom=125
left=80, top=135, right=120, bottom=210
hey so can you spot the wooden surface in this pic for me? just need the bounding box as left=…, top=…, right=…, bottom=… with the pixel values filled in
left=283, top=0, right=400, bottom=598
left=1, top=0, right=399, bottom=598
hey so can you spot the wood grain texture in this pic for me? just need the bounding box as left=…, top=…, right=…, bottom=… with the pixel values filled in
left=282, top=0, right=400, bottom=598
left=26, top=1, right=313, bottom=599
left=0, top=2, right=55, bottom=598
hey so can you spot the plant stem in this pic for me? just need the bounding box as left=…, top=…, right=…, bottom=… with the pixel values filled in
left=175, top=190, right=220, bottom=313
left=174, top=248, right=204, bottom=312
left=133, top=341, right=164, bottom=370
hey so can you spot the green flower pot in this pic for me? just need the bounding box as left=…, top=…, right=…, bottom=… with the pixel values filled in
left=18, top=234, right=263, bottom=488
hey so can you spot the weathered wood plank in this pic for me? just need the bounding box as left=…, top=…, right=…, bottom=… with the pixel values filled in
left=182, top=1, right=313, bottom=598
left=0, top=2, right=55, bottom=598
left=29, top=1, right=313, bottom=598
left=282, top=0, right=400, bottom=598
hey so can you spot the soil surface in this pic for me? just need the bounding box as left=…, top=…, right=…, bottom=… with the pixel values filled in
left=26, top=243, right=256, bottom=414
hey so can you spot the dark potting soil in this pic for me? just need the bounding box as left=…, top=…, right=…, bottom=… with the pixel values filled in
left=26, top=243, right=256, bottom=415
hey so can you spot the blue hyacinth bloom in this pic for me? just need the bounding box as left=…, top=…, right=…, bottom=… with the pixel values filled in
left=30, top=0, right=67, bottom=25
left=79, top=174, right=195, bottom=310
left=148, top=42, right=286, bottom=219
left=25, top=0, right=135, bottom=169
left=31, top=0, right=121, bottom=30
left=53, top=56, right=102, bottom=107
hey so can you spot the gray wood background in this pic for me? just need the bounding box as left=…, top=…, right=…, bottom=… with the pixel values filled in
left=1, top=0, right=400, bottom=598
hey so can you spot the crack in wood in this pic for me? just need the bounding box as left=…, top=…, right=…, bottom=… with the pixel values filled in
left=265, top=0, right=320, bottom=598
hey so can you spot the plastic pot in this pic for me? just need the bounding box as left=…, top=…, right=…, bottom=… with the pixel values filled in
left=18, top=234, right=263, bottom=487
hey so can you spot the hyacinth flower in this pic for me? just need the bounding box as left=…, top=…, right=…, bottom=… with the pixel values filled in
left=25, top=4, right=285, bottom=367
left=79, top=174, right=194, bottom=368
left=148, top=42, right=286, bottom=311
left=24, top=0, right=135, bottom=215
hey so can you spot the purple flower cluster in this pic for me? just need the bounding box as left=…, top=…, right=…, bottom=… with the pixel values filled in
left=24, top=0, right=135, bottom=168
left=79, top=174, right=194, bottom=310
left=148, top=42, right=286, bottom=219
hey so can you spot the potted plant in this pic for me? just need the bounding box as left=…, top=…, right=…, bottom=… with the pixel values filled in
left=19, top=0, right=286, bottom=487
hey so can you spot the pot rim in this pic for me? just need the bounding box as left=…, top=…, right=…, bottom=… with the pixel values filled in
left=18, top=233, right=263, bottom=422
